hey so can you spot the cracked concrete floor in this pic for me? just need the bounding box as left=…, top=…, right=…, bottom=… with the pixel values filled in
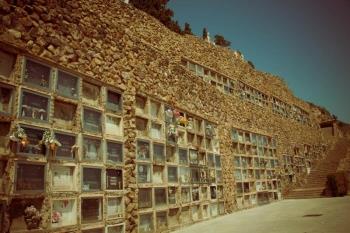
left=174, top=196, right=350, bottom=233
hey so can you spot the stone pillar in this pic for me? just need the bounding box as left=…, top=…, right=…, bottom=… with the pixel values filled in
left=220, top=125, right=236, bottom=212
left=123, top=78, right=137, bottom=233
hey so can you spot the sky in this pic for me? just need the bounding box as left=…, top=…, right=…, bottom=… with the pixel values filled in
left=168, top=0, right=350, bottom=123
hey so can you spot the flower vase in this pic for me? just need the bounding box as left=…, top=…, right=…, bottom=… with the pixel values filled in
left=50, top=143, right=57, bottom=157
left=24, top=206, right=41, bottom=230
left=24, top=215, right=41, bottom=230
left=9, top=140, right=17, bottom=153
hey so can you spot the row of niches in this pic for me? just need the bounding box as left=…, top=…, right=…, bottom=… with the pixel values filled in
left=282, top=154, right=311, bottom=179
left=135, top=94, right=219, bottom=140
left=231, top=129, right=277, bottom=148
left=181, top=58, right=311, bottom=125
left=237, top=81, right=269, bottom=107
left=234, top=167, right=279, bottom=182
left=283, top=144, right=325, bottom=169
left=136, top=140, right=221, bottom=166
left=181, top=59, right=268, bottom=105
left=272, top=97, right=310, bottom=124
left=138, top=186, right=224, bottom=210
left=232, top=143, right=277, bottom=157
left=234, top=156, right=280, bottom=169
left=0, top=50, right=123, bottom=111
left=292, top=144, right=321, bottom=160
left=236, top=191, right=280, bottom=209
left=0, top=84, right=123, bottom=136
left=235, top=180, right=281, bottom=194
left=136, top=141, right=222, bottom=185
left=2, top=161, right=123, bottom=193
left=135, top=116, right=219, bottom=152
left=137, top=163, right=223, bottom=185
left=272, top=97, right=292, bottom=117
left=280, top=144, right=327, bottom=184
left=1, top=123, right=124, bottom=164
left=294, top=144, right=310, bottom=155
left=4, top=196, right=124, bottom=232
left=231, top=127, right=281, bottom=206
left=138, top=202, right=225, bottom=233
left=181, top=59, right=235, bottom=95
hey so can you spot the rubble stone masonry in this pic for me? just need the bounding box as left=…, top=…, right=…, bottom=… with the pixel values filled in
left=0, top=0, right=339, bottom=233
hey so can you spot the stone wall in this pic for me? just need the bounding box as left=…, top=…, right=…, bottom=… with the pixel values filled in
left=338, top=148, right=350, bottom=172
left=0, top=0, right=325, bottom=114
left=337, top=148, right=350, bottom=193
left=0, top=0, right=338, bottom=233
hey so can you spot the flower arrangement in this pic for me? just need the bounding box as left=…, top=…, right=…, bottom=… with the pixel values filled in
left=173, top=109, right=180, bottom=118
left=9, top=124, right=27, bottom=142
left=178, top=116, right=188, bottom=127
left=51, top=210, right=62, bottom=223
left=40, top=130, right=62, bottom=152
left=24, top=205, right=41, bottom=230
left=8, top=124, right=28, bottom=151
left=167, top=124, right=178, bottom=143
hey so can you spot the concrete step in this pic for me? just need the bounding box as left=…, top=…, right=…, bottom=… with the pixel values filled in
left=285, top=138, right=350, bottom=199
left=285, top=187, right=324, bottom=199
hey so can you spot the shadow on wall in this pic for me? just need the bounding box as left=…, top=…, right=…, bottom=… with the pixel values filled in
left=339, top=123, right=350, bottom=139
left=323, top=172, right=349, bottom=197
left=320, top=120, right=350, bottom=138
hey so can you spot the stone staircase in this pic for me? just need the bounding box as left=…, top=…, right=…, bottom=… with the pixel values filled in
left=286, top=138, right=350, bottom=199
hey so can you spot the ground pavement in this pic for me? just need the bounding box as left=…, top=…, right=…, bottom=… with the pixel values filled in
left=174, top=196, right=350, bottom=233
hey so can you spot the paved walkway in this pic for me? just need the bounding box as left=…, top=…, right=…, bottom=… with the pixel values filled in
left=174, top=196, right=350, bottom=233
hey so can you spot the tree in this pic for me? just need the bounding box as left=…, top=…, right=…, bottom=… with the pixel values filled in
left=168, top=20, right=182, bottom=34
left=202, top=27, right=208, bottom=40
left=214, top=34, right=231, bottom=47
left=183, top=22, right=193, bottom=35
left=130, top=0, right=183, bottom=34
